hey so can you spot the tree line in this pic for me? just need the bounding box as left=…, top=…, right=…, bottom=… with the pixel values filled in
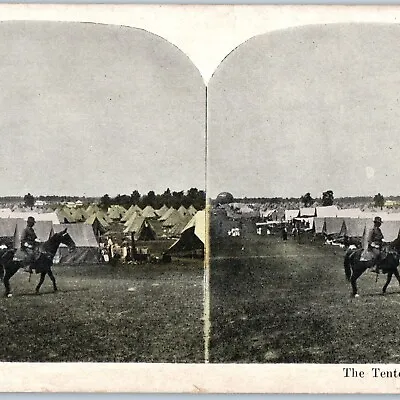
left=231, top=190, right=390, bottom=209
left=99, top=188, right=206, bottom=211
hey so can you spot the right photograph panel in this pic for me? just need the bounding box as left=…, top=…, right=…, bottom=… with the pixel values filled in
left=207, top=24, right=400, bottom=363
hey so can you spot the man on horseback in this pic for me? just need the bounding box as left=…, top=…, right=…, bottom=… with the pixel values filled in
left=362, top=216, right=384, bottom=273
left=20, top=216, right=40, bottom=273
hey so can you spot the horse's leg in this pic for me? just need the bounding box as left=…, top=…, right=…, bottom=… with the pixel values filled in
left=47, top=269, right=57, bottom=292
left=350, top=267, right=365, bottom=297
left=3, top=264, right=19, bottom=297
left=382, top=272, right=392, bottom=294
left=394, top=269, right=400, bottom=286
left=35, top=273, right=46, bottom=294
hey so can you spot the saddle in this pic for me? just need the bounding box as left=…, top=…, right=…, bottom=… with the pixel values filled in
left=13, top=247, right=41, bottom=265
left=359, top=249, right=376, bottom=262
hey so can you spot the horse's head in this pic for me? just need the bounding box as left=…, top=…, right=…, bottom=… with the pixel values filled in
left=48, top=228, right=76, bottom=254
left=58, top=228, right=76, bottom=253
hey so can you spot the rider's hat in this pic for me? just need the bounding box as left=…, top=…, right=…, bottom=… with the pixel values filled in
left=27, top=216, right=35, bottom=223
left=374, top=216, right=382, bottom=224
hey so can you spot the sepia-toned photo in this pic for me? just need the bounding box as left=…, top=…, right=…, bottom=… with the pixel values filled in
left=208, top=22, right=400, bottom=364
left=3, top=4, right=400, bottom=394
left=0, top=20, right=206, bottom=363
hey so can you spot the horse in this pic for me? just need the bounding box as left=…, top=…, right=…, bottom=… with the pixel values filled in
left=344, top=242, right=400, bottom=297
left=0, top=228, right=76, bottom=297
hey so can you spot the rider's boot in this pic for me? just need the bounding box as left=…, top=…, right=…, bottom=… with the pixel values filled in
left=23, top=265, right=32, bottom=273
left=370, top=264, right=379, bottom=273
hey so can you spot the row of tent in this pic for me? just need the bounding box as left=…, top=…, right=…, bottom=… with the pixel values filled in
left=313, top=217, right=400, bottom=243
left=0, top=217, right=100, bottom=264
left=55, top=204, right=199, bottom=240
left=121, top=205, right=198, bottom=240
left=56, top=204, right=198, bottom=224
left=283, top=205, right=400, bottom=221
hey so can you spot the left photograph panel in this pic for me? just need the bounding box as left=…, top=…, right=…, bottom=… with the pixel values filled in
left=0, top=21, right=206, bottom=362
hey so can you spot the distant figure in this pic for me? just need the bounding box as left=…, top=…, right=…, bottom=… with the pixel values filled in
left=282, top=226, right=288, bottom=241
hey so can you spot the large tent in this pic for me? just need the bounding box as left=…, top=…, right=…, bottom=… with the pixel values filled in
left=141, top=205, right=157, bottom=219
left=155, top=205, right=169, bottom=218
left=284, top=209, right=300, bottom=222
left=381, top=220, right=400, bottom=242
left=187, top=205, right=197, bottom=216
left=56, top=208, right=76, bottom=223
left=8, top=211, right=60, bottom=225
left=0, top=218, right=19, bottom=247
left=85, top=213, right=110, bottom=237
left=323, top=217, right=345, bottom=236
left=260, top=209, right=277, bottom=219
left=107, top=205, right=126, bottom=220
left=168, top=215, right=192, bottom=238
left=382, top=213, right=400, bottom=222
left=70, top=208, right=88, bottom=222
left=177, top=205, right=189, bottom=217
left=121, top=205, right=142, bottom=222
left=123, top=216, right=157, bottom=240
left=123, top=212, right=141, bottom=228
left=313, top=217, right=325, bottom=234
left=166, top=210, right=205, bottom=257
left=159, top=207, right=175, bottom=222
left=340, top=218, right=371, bottom=238
left=162, top=209, right=184, bottom=228
left=299, top=208, right=316, bottom=218
left=315, top=206, right=338, bottom=218
left=31, top=221, right=54, bottom=242
left=53, top=223, right=101, bottom=264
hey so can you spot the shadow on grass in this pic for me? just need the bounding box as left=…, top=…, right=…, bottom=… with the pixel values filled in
left=21, top=287, right=90, bottom=297
left=364, top=290, right=400, bottom=298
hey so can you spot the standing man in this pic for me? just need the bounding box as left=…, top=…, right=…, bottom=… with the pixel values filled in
left=20, top=216, right=39, bottom=273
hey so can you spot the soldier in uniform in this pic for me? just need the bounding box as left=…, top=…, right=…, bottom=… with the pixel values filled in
left=366, top=216, right=384, bottom=273
left=20, top=216, right=40, bottom=273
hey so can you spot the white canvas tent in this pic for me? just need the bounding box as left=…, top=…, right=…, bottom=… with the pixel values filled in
left=323, top=217, right=345, bottom=236
left=299, top=208, right=316, bottom=218
left=167, top=210, right=205, bottom=257
left=340, top=218, right=371, bottom=238
left=53, top=223, right=101, bottom=264
left=315, top=206, right=338, bottom=218
left=284, top=209, right=300, bottom=222
left=313, top=217, right=325, bottom=234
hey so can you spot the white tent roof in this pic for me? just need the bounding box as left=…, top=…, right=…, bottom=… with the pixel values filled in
left=182, top=210, right=206, bottom=244
left=260, top=209, right=277, bottom=218
left=315, top=206, right=338, bottom=218
left=8, top=211, right=60, bottom=225
left=284, top=209, right=299, bottom=221
left=336, top=208, right=362, bottom=218
left=53, top=223, right=99, bottom=248
left=323, top=217, right=344, bottom=235
left=313, top=217, right=325, bottom=234
left=382, top=213, right=400, bottom=222
left=380, top=220, right=400, bottom=242
left=299, top=207, right=316, bottom=217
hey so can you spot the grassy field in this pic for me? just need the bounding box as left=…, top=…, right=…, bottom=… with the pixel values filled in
left=210, top=224, right=400, bottom=363
left=0, top=259, right=204, bottom=362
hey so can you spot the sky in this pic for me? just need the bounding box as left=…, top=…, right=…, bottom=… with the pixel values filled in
left=208, top=23, right=400, bottom=199
left=0, top=21, right=205, bottom=197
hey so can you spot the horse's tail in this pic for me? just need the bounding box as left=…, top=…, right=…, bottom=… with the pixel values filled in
left=344, top=249, right=353, bottom=281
